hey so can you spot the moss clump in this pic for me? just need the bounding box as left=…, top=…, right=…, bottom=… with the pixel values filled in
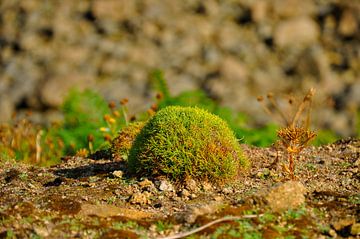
left=128, top=106, right=248, bottom=182
left=111, top=122, right=146, bottom=160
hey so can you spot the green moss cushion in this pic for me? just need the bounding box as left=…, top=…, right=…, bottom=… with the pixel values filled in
left=128, top=106, right=248, bottom=182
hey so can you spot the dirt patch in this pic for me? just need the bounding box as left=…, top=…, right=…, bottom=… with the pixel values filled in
left=0, top=138, right=359, bottom=238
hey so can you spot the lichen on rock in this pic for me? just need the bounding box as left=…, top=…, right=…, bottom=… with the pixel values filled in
left=128, top=106, right=249, bottom=183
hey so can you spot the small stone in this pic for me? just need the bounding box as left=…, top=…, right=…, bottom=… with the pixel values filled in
left=33, top=226, right=50, bottom=237
left=222, top=187, right=233, bottom=194
left=185, top=178, right=198, bottom=192
left=265, top=181, right=307, bottom=212
left=351, top=223, right=360, bottom=236
left=138, top=179, right=154, bottom=188
left=112, top=170, right=123, bottom=178
left=179, top=189, right=190, bottom=198
left=129, top=192, right=151, bottom=205
left=328, top=229, right=337, bottom=237
left=182, top=202, right=222, bottom=223
left=189, top=193, right=197, bottom=199
left=201, top=181, right=213, bottom=192
left=158, top=180, right=174, bottom=192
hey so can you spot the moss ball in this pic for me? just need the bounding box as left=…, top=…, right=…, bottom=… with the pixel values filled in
left=128, top=106, right=248, bottom=182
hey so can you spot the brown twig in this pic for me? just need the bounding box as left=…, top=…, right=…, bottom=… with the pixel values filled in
left=159, top=214, right=262, bottom=239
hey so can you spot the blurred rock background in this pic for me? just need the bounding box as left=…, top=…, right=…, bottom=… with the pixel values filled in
left=0, top=0, right=359, bottom=137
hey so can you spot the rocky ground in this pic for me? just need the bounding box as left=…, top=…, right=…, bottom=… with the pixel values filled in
left=0, top=138, right=359, bottom=238
left=0, top=0, right=359, bottom=137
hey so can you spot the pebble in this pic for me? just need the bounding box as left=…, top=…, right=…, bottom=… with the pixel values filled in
left=158, top=180, right=174, bottom=192
left=221, top=187, right=233, bottom=194
left=129, top=192, right=152, bottom=205
left=265, top=181, right=307, bottom=212
left=138, top=178, right=154, bottom=188
left=112, top=170, right=123, bottom=178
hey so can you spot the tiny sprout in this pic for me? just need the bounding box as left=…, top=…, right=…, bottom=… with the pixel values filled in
left=120, top=98, right=129, bottom=106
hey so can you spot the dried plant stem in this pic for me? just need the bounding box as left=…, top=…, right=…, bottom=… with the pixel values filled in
left=36, top=130, right=43, bottom=164
left=267, top=94, right=290, bottom=126
left=159, top=214, right=262, bottom=239
left=121, top=106, right=129, bottom=126
left=291, top=88, right=315, bottom=127
left=289, top=153, right=295, bottom=179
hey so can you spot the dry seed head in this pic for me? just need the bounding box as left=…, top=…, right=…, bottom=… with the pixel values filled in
left=130, top=115, right=137, bottom=122
left=150, top=103, right=158, bottom=111
left=104, top=134, right=112, bottom=142
left=267, top=92, right=274, bottom=99
left=87, top=134, right=94, bottom=142
left=103, top=114, right=111, bottom=122
left=112, top=110, right=120, bottom=117
left=108, top=101, right=116, bottom=109
left=120, top=98, right=129, bottom=106
left=108, top=117, right=116, bottom=124
left=277, top=126, right=316, bottom=153
left=156, top=92, right=163, bottom=100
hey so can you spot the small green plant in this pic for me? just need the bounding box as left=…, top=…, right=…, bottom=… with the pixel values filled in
left=128, top=106, right=249, bottom=182
left=0, top=117, right=63, bottom=165
left=284, top=207, right=307, bottom=220
left=55, top=89, right=112, bottom=155
left=258, top=89, right=317, bottom=179
left=155, top=221, right=173, bottom=233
